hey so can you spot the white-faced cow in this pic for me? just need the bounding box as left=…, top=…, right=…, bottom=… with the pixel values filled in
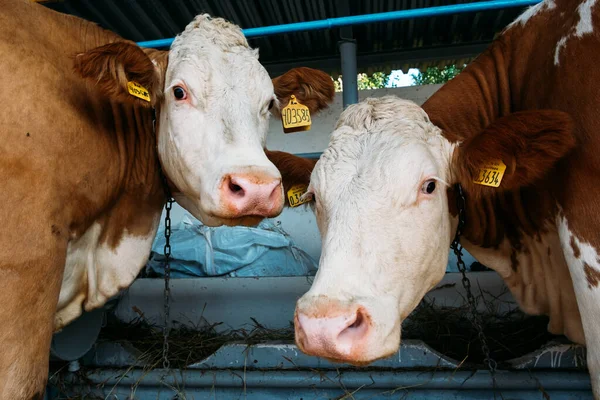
left=0, top=0, right=334, bottom=398
left=268, top=0, right=600, bottom=396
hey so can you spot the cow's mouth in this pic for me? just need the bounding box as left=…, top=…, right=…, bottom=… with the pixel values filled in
left=208, top=214, right=265, bottom=227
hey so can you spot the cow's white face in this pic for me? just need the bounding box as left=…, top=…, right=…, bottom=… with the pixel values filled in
left=295, top=96, right=456, bottom=363
left=158, top=15, right=283, bottom=227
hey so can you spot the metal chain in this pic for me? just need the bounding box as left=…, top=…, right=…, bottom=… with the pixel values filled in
left=152, top=108, right=173, bottom=370
left=450, top=184, right=498, bottom=382
left=162, top=193, right=173, bottom=370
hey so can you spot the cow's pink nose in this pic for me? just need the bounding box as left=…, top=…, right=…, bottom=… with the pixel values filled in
left=220, top=173, right=283, bottom=217
left=295, top=307, right=371, bottom=361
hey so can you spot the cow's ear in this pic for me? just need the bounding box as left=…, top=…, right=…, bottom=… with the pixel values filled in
left=73, top=42, right=168, bottom=108
left=265, top=150, right=317, bottom=203
left=454, top=110, right=576, bottom=196
left=271, top=67, right=335, bottom=117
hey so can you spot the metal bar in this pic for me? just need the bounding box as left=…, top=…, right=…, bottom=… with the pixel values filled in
left=339, top=40, right=358, bottom=107
left=294, top=152, right=322, bottom=159
left=136, top=0, right=541, bottom=48
left=262, top=42, right=490, bottom=77
left=60, top=369, right=591, bottom=391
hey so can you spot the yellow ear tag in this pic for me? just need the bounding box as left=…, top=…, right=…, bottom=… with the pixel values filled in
left=127, top=81, right=151, bottom=102
left=281, top=95, right=311, bottom=134
left=473, top=159, right=506, bottom=187
left=287, top=184, right=310, bottom=207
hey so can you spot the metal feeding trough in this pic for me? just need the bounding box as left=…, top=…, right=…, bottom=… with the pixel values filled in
left=47, top=274, right=593, bottom=399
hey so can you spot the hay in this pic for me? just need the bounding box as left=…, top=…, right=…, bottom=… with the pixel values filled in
left=97, top=314, right=295, bottom=369
left=49, top=292, right=563, bottom=399
left=402, top=296, right=559, bottom=366
left=89, top=290, right=560, bottom=369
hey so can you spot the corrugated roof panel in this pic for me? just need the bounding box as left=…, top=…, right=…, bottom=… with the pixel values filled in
left=43, top=0, right=532, bottom=76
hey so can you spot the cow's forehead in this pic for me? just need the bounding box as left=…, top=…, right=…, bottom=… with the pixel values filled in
left=167, top=14, right=271, bottom=92
left=167, top=51, right=272, bottom=95
left=171, top=14, right=251, bottom=56
left=313, top=96, right=450, bottom=201
left=313, top=133, right=447, bottom=211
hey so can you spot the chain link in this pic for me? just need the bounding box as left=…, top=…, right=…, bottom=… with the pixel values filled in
left=162, top=195, right=173, bottom=370
left=450, top=184, right=498, bottom=387
left=152, top=108, right=173, bottom=370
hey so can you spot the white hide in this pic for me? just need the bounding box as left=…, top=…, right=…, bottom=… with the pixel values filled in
left=55, top=218, right=159, bottom=330
left=297, top=96, right=456, bottom=361
left=157, top=14, right=281, bottom=226
left=554, top=0, right=598, bottom=65
left=558, top=214, right=600, bottom=398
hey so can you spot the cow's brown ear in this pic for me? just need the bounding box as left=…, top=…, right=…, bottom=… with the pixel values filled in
left=454, top=110, right=576, bottom=197
left=73, top=42, right=167, bottom=108
left=265, top=149, right=317, bottom=203
left=271, top=67, right=335, bottom=117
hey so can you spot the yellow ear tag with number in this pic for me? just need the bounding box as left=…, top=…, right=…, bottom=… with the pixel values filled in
left=127, top=81, right=151, bottom=102
left=281, top=95, right=311, bottom=134
left=287, top=184, right=309, bottom=207
left=473, top=159, right=506, bottom=187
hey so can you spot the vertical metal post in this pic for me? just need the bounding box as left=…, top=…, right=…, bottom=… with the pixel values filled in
left=337, top=0, right=358, bottom=108
left=340, top=39, right=358, bottom=108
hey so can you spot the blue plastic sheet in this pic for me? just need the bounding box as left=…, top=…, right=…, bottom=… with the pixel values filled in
left=146, top=212, right=318, bottom=278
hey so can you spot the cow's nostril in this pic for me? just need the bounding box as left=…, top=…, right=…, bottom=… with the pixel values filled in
left=228, top=181, right=244, bottom=196
left=348, top=310, right=364, bottom=330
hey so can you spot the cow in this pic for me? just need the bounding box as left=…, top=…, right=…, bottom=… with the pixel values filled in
left=0, top=0, right=334, bottom=398
left=267, top=0, right=600, bottom=396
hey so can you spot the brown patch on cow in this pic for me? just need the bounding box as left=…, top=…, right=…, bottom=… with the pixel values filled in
left=453, top=110, right=575, bottom=199
left=510, top=248, right=519, bottom=271
left=272, top=67, right=335, bottom=115
left=265, top=150, right=317, bottom=200
left=51, top=225, right=61, bottom=237
left=73, top=42, right=165, bottom=108
left=584, top=263, right=600, bottom=289
left=446, top=186, right=459, bottom=217
left=570, top=236, right=581, bottom=259
left=547, top=247, right=551, bottom=257
left=30, top=391, right=45, bottom=400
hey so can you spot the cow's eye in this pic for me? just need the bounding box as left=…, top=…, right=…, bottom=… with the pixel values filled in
left=422, top=180, right=436, bottom=194
left=173, top=86, right=186, bottom=100
left=268, top=99, right=275, bottom=109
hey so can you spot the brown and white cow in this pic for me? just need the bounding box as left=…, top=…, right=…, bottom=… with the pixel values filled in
left=0, top=0, right=334, bottom=398
left=268, top=0, right=600, bottom=396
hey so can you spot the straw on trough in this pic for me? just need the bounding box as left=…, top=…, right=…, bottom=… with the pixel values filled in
left=49, top=290, right=565, bottom=399
left=89, top=289, right=561, bottom=369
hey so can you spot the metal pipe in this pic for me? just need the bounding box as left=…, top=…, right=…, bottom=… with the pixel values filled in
left=340, top=39, right=358, bottom=107
left=295, top=152, right=322, bottom=159
left=136, top=0, right=541, bottom=48
left=60, top=369, right=591, bottom=391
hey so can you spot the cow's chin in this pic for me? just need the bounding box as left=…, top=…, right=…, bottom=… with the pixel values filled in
left=206, top=214, right=265, bottom=227
left=172, top=194, right=267, bottom=227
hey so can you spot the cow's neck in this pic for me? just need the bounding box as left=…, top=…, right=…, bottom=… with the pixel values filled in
left=421, top=36, right=513, bottom=142
left=56, top=101, right=166, bottom=331
left=425, top=33, right=583, bottom=344
left=93, top=101, right=165, bottom=216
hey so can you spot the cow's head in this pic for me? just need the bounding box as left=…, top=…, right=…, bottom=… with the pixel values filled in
left=268, top=95, right=575, bottom=364
left=74, top=14, right=334, bottom=227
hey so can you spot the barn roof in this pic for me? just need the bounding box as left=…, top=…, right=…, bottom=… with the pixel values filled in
left=39, top=0, right=531, bottom=77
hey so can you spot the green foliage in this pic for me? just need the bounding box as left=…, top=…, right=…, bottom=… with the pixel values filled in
left=411, top=65, right=465, bottom=85
left=334, top=72, right=391, bottom=92
left=331, top=64, right=466, bottom=92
